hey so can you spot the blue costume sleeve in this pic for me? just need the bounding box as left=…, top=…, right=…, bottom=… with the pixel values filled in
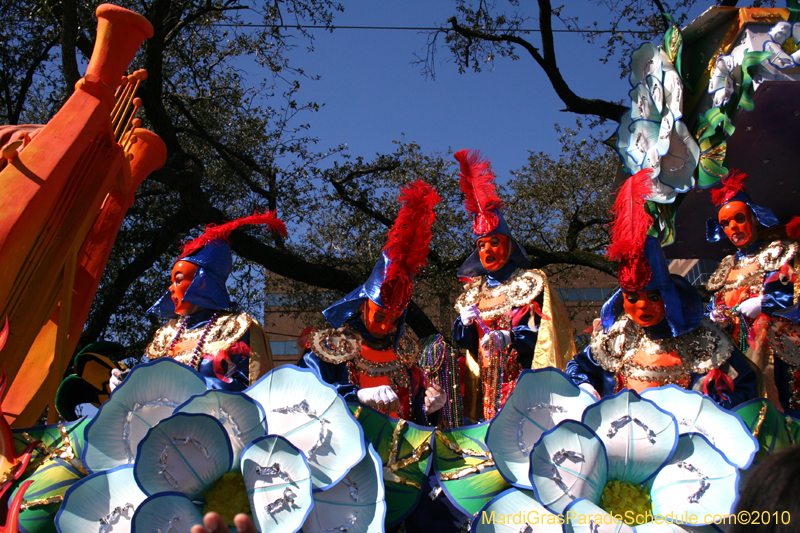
left=565, top=345, right=616, bottom=397
left=452, top=316, right=479, bottom=354
left=690, top=348, right=757, bottom=410
left=761, top=273, right=794, bottom=317
left=296, top=350, right=359, bottom=403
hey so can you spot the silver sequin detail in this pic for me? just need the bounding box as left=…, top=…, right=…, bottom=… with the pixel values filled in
left=678, top=419, right=715, bottom=445
left=342, top=476, right=358, bottom=502
left=170, top=436, right=212, bottom=458
left=123, top=398, right=180, bottom=462
left=255, top=462, right=292, bottom=483
left=429, top=484, right=442, bottom=500
left=517, top=404, right=566, bottom=454
left=547, top=448, right=585, bottom=499
left=518, top=525, right=533, bottom=533
left=321, top=511, right=358, bottom=533
left=607, top=415, right=657, bottom=444
left=217, top=408, right=242, bottom=439
left=158, top=516, right=182, bottom=533
left=98, top=503, right=134, bottom=533
left=266, top=487, right=298, bottom=515
left=158, top=446, right=180, bottom=489
left=677, top=461, right=710, bottom=503
left=273, top=400, right=331, bottom=456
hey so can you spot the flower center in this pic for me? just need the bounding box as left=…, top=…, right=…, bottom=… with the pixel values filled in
left=203, top=472, right=252, bottom=526
left=782, top=37, right=799, bottom=56
left=599, top=480, right=653, bottom=526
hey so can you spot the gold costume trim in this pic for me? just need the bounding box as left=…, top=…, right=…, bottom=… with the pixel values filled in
left=145, top=312, right=270, bottom=382
left=591, top=316, right=734, bottom=385
left=706, top=240, right=797, bottom=292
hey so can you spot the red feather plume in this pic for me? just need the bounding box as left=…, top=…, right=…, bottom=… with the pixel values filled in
left=180, top=210, right=287, bottom=258
left=710, top=169, right=748, bottom=207
left=786, top=216, right=800, bottom=241
left=607, top=169, right=655, bottom=291
left=380, top=179, right=441, bottom=310
left=455, top=149, right=503, bottom=235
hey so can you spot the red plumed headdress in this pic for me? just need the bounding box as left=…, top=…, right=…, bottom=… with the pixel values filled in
left=607, top=169, right=655, bottom=291
left=455, top=149, right=504, bottom=236
left=786, top=216, right=800, bottom=241
left=710, top=169, right=748, bottom=207
left=380, top=179, right=441, bottom=310
left=180, top=210, right=287, bottom=258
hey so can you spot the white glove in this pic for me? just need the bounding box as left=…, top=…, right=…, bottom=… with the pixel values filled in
left=460, top=305, right=481, bottom=327
left=109, top=369, right=123, bottom=393
left=579, top=383, right=601, bottom=400
left=480, top=330, right=512, bottom=353
left=357, top=385, right=399, bottom=413
left=737, top=297, right=762, bottom=319
left=424, top=384, right=447, bottom=414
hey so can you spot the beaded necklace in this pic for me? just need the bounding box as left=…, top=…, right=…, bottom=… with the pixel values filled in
left=165, top=312, right=218, bottom=370
left=419, top=335, right=463, bottom=428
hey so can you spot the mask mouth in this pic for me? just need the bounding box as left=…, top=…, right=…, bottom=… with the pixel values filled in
left=729, top=231, right=749, bottom=245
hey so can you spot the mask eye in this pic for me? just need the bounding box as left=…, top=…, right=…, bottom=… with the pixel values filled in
left=390, top=315, right=400, bottom=326
left=734, top=212, right=747, bottom=224
left=490, top=236, right=500, bottom=247
left=374, top=313, right=385, bottom=323
left=624, top=292, right=639, bottom=303
left=720, top=219, right=730, bottom=229
left=646, top=292, right=662, bottom=302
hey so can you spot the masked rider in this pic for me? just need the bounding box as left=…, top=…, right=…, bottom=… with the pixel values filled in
left=567, top=170, right=757, bottom=409
left=132, top=213, right=283, bottom=391
left=451, top=150, right=575, bottom=421
left=299, top=180, right=446, bottom=423
left=705, top=170, right=799, bottom=416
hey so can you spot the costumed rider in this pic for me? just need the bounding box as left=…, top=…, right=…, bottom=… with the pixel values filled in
left=451, top=149, right=576, bottom=421
left=705, top=170, right=800, bottom=416
left=298, top=179, right=447, bottom=423
left=119, top=212, right=283, bottom=391
left=566, top=170, right=757, bottom=409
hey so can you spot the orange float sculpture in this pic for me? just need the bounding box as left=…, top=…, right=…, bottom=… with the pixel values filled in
left=0, top=4, right=166, bottom=430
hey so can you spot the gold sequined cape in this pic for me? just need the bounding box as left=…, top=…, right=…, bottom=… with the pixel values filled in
left=145, top=312, right=273, bottom=383
left=454, top=268, right=576, bottom=421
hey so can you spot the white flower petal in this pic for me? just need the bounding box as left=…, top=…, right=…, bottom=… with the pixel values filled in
left=56, top=465, right=147, bottom=533
left=658, top=121, right=699, bottom=195
left=629, top=84, right=661, bottom=123
left=131, top=492, right=204, bottom=533
left=487, top=368, right=596, bottom=489
left=529, top=420, right=608, bottom=514
left=242, top=435, right=314, bottom=533
left=581, top=390, right=678, bottom=485
left=562, top=498, right=635, bottom=533
left=647, top=435, right=738, bottom=523
left=473, top=488, right=562, bottom=533
left=303, top=442, right=386, bottom=533
left=765, top=40, right=795, bottom=69
left=629, top=44, right=662, bottom=89
left=134, top=413, right=232, bottom=499
left=768, top=21, right=792, bottom=45
left=641, top=386, right=757, bottom=470
left=82, top=359, right=207, bottom=473
left=662, top=70, right=684, bottom=119
left=246, top=366, right=365, bottom=490
left=176, top=390, right=266, bottom=469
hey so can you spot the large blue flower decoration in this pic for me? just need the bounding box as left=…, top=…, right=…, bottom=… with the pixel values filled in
left=54, top=359, right=380, bottom=533
left=615, top=43, right=699, bottom=204
left=477, top=371, right=758, bottom=532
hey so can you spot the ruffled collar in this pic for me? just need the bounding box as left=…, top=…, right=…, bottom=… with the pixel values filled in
left=735, top=239, right=766, bottom=260
left=486, top=262, right=518, bottom=288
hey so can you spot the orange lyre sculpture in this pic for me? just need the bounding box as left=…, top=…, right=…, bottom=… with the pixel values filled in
left=0, top=4, right=167, bottom=429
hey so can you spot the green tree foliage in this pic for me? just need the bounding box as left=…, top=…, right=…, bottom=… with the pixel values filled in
left=1, top=0, right=618, bottom=359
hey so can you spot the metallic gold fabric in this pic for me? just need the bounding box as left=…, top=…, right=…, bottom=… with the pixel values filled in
left=532, top=269, right=576, bottom=370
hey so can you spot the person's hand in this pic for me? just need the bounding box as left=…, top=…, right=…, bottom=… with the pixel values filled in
left=460, top=305, right=480, bottom=326
left=737, top=297, right=762, bottom=319
left=190, top=512, right=257, bottom=533
left=357, top=385, right=400, bottom=413
left=579, top=383, right=601, bottom=400
left=480, top=330, right=512, bottom=353
left=424, top=384, right=446, bottom=413
left=109, top=369, right=123, bottom=392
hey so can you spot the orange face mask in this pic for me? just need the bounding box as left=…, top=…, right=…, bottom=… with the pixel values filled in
left=362, top=299, right=404, bottom=338
left=477, top=233, right=511, bottom=272
left=622, top=290, right=666, bottom=327
left=718, top=201, right=756, bottom=248
left=170, top=260, right=199, bottom=315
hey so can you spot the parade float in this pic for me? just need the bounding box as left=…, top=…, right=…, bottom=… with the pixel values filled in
left=2, top=3, right=800, bottom=533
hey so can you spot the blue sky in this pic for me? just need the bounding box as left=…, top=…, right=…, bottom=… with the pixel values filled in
left=271, top=0, right=674, bottom=180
